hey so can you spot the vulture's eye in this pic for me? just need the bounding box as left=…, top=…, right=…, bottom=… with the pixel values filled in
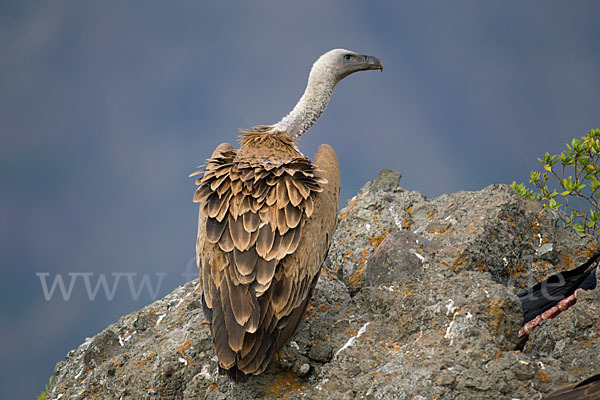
left=344, top=54, right=352, bottom=61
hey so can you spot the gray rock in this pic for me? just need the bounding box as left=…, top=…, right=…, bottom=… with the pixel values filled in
left=45, top=169, right=600, bottom=400
left=308, top=343, right=333, bottom=363
left=365, top=230, right=437, bottom=286
left=370, top=168, right=403, bottom=192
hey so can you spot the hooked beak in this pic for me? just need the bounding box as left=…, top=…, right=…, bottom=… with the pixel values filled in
left=362, top=55, right=383, bottom=71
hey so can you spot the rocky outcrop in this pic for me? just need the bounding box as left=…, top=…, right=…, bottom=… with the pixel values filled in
left=47, top=170, right=599, bottom=399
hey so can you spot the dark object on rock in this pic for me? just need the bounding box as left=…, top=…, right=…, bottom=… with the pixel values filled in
left=519, top=253, right=599, bottom=324
left=542, top=373, right=600, bottom=399
left=516, top=253, right=599, bottom=349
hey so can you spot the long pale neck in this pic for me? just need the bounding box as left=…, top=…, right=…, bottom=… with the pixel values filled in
left=273, top=70, right=337, bottom=139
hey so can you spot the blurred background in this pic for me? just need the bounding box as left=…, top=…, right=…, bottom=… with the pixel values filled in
left=2, top=1, right=599, bottom=398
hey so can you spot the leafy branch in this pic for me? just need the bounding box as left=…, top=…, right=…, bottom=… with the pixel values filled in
left=511, top=129, right=600, bottom=237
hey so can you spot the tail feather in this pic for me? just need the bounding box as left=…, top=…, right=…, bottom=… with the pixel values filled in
left=219, top=365, right=249, bottom=383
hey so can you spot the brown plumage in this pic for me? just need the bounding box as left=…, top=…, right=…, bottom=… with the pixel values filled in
left=191, top=49, right=382, bottom=381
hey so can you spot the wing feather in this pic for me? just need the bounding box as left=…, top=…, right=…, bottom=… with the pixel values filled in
left=229, top=213, right=252, bottom=251
left=233, top=247, right=258, bottom=275
left=276, top=179, right=289, bottom=209
left=276, top=207, right=289, bottom=235
left=255, top=224, right=275, bottom=258
left=242, top=212, right=260, bottom=232
left=220, top=275, right=246, bottom=352
left=218, top=224, right=235, bottom=252
left=206, top=217, right=226, bottom=243
left=284, top=203, right=302, bottom=229
left=255, top=257, right=277, bottom=285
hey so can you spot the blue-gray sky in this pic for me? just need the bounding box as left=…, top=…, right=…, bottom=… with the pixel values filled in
left=2, top=1, right=600, bottom=398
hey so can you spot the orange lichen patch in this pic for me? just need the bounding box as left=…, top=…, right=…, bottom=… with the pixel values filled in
left=380, top=341, right=403, bottom=355
left=426, top=224, right=451, bottom=235
left=508, top=261, right=526, bottom=286
left=560, top=249, right=576, bottom=270
left=345, top=327, right=354, bottom=335
left=530, top=218, right=541, bottom=233
left=372, top=215, right=378, bottom=220
left=476, top=262, right=488, bottom=272
left=537, top=371, right=552, bottom=384
left=583, top=244, right=599, bottom=257
left=466, top=226, right=475, bottom=233
left=318, top=304, right=331, bottom=313
left=500, top=212, right=516, bottom=223
left=529, top=260, right=555, bottom=278
left=348, top=248, right=369, bottom=288
left=177, top=339, right=191, bottom=353
left=515, top=236, right=522, bottom=243
left=487, top=300, right=511, bottom=337
left=427, top=209, right=437, bottom=220
left=402, top=206, right=413, bottom=229
left=344, top=251, right=353, bottom=258
left=175, top=339, right=195, bottom=365
left=348, top=264, right=364, bottom=288
left=339, top=210, right=349, bottom=222
left=303, top=304, right=319, bottom=319
left=369, top=234, right=386, bottom=246
left=447, top=252, right=466, bottom=273
left=264, top=373, right=310, bottom=399
left=320, top=267, right=337, bottom=280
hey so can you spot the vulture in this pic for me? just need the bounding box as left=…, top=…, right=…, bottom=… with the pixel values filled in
left=191, top=49, right=383, bottom=381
